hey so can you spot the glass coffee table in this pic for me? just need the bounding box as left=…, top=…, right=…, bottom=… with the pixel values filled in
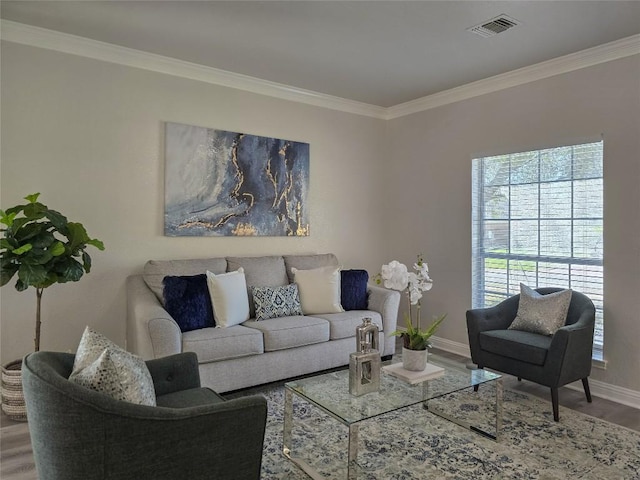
left=283, top=354, right=502, bottom=480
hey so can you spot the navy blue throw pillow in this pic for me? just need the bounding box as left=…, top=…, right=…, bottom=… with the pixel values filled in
left=162, top=274, right=215, bottom=332
left=341, top=269, right=369, bottom=311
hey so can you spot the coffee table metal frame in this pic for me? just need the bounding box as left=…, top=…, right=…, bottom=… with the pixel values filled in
left=283, top=355, right=502, bottom=480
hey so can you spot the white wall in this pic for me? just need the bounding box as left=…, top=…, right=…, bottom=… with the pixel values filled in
left=386, top=55, right=640, bottom=392
left=2, top=40, right=639, bottom=397
left=0, top=42, right=387, bottom=361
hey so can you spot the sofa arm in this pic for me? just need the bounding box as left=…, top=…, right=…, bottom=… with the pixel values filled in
left=546, top=309, right=595, bottom=385
left=466, top=296, right=520, bottom=364
left=127, top=275, right=182, bottom=360
left=367, top=284, right=401, bottom=356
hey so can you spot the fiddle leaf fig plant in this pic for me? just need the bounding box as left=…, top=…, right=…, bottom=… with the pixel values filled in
left=0, top=193, right=105, bottom=352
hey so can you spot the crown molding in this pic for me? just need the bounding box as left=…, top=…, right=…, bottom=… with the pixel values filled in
left=0, top=20, right=388, bottom=119
left=386, top=34, right=640, bottom=120
left=2, top=20, right=639, bottom=121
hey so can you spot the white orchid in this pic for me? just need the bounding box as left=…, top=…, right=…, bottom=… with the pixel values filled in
left=407, top=272, right=423, bottom=305
left=380, top=256, right=433, bottom=302
left=409, top=287, right=423, bottom=305
left=376, top=254, right=443, bottom=345
left=379, top=258, right=432, bottom=293
left=414, top=260, right=429, bottom=277
left=380, top=260, right=409, bottom=291
left=418, top=275, right=433, bottom=292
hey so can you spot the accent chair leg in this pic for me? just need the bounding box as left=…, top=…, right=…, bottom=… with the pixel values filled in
left=517, top=377, right=522, bottom=381
left=551, top=388, right=559, bottom=422
left=473, top=366, right=483, bottom=392
left=582, top=377, right=593, bottom=403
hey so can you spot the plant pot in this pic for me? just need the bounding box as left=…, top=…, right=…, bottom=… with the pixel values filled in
left=402, top=347, right=428, bottom=372
left=1, top=359, right=27, bottom=422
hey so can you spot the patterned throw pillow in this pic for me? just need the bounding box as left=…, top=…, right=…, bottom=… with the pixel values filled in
left=508, top=284, right=572, bottom=336
left=341, top=269, right=369, bottom=311
left=69, top=326, right=156, bottom=406
left=163, top=274, right=215, bottom=332
left=252, top=284, right=303, bottom=320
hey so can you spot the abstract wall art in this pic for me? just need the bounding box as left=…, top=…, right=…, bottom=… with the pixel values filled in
left=164, top=122, right=310, bottom=236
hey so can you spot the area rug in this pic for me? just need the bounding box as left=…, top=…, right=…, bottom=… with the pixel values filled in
left=2, top=382, right=638, bottom=480
left=227, top=381, right=640, bottom=479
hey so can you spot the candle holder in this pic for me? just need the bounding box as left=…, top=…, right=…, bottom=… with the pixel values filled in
left=349, top=317, right=381, bottom=396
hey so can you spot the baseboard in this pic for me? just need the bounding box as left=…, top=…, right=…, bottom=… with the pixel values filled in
left=430, top=335, right=471, bottom=358
left=565, top=379, right=640, bottom=410
left=431, top=336, right=640, bottom=410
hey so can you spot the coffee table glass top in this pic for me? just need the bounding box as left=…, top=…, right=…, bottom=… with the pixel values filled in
left=284, top=354, right=500, bottom=425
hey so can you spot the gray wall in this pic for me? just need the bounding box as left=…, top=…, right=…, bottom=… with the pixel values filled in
left=0, top=42, right=387, bottom=359
left=385, top=55, right=640, bottom=392
left=1, top=39, right=638, bottom=395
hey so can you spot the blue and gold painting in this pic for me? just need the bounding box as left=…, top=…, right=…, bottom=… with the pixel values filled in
left=165, top=122, right=310, bottom=236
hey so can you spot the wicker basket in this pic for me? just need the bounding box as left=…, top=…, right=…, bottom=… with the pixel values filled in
left=2, top=359, right=28, bottom=422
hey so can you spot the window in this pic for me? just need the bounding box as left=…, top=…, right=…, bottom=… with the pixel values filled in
left=472, top=141, right=604, bottom=359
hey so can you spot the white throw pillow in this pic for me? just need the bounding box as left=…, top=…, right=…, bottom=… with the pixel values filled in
left=206, top=268, right=250, bottom=328
left=508, top=284, right=572, bottom=336
left=69, top=326, right=156, bottom=406
left=292, top=265, right=344, bottom=315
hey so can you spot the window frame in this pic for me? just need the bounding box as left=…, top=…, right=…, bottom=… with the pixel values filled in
left=471, top=140, right=604, bottom=360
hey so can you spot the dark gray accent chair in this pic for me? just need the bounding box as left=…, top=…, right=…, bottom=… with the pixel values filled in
left=466, top=288, right=596, bottom=421
left=22, top=351, right=267, bottom=480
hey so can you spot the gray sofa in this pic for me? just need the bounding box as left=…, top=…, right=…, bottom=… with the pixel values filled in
left=127, top=253, right=401, bottom=393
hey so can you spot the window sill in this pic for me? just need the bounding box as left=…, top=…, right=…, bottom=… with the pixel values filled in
left=592, top=350, right=607, bottom=370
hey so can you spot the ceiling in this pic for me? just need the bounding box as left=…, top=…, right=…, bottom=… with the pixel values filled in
left=2, top=1, right=640, bottom=108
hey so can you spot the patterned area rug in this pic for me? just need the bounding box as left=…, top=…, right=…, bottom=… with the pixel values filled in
left=229, top=381, right=640, bottom=479
left=2, top=377, right=638, bottom=480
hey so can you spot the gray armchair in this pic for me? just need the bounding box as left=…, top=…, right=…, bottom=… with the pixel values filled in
left=466, top=288, right=596, bottom=421
left=22, top=351, right=267, bottom=480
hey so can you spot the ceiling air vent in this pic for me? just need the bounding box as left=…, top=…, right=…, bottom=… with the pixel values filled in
left=467, top=14, right=520, bottom=38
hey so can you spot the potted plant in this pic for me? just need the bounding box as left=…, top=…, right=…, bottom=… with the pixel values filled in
left=376, top=254, right=446, bottom=371
left=0, top=193, right=104, bottom=420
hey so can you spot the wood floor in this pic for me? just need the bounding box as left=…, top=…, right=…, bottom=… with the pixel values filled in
left=433, top=348, right=640, bottom=431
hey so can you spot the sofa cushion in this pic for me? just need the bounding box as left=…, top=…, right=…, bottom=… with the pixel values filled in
left=243, top=317, right=330, bottom=352
left=479, top=329, right=552, bottom=366
left=252, top=284, right=303, bottom=320
left=283, top=253, right=339, bottom=283
left=226, top=256, right=289, bottom=317
left=509, top=284, right=572, bottom=336
left=162, top=274, right=215, bottom=332
left=144, top=258, right=228, bottom=303
left=182, top=326, right=264, bottom=363
left=292, top=265, right=344, bottom=315
left=156, top=387, right=225, bottom=408
left=313, top=311, right=383, bottom=341
left=206, top=269, right=250, bottom=328
left=340, top=269, right=369, bottom=311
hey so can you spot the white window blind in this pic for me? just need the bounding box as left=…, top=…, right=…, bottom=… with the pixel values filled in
left=471, top=141, right=604, bottom=358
